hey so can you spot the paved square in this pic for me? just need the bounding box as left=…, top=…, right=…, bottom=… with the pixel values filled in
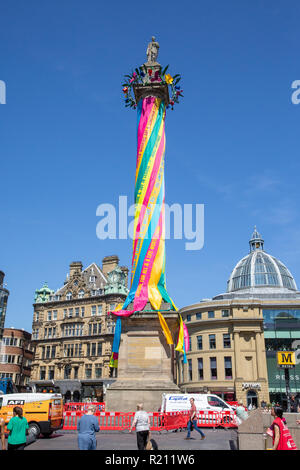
left=24, top=428, right=238, bottom=451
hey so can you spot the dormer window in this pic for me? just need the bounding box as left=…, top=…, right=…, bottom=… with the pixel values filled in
left=78, top=290, right=84, bottom=299
left=89, top=276, right=96, bottom=283
left=66, top=292, right=72, bottom=300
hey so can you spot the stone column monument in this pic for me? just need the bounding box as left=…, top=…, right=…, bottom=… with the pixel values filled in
left=105, top=38, right=185, bottom=412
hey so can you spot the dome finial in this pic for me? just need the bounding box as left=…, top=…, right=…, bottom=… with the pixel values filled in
left=249, top=226, right=264, bottom=252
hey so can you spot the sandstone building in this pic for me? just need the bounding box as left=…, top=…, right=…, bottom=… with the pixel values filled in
left=179, top=228, right=300, bottom=409
left=30, top=255, right=128, bottom=401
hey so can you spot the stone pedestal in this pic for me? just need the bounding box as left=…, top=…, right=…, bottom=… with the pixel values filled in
left=105, top=310, right=180, bottom=412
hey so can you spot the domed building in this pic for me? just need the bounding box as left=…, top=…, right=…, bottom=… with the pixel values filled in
left=178, top=229, right=300, bottom=409
left=216, top=227, right=299, bottom=300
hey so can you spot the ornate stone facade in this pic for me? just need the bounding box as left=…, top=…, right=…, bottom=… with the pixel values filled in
left=30, top=256, right=128, bottom=401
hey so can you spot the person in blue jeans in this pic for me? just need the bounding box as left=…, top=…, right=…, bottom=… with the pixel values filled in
left=77, top=405, right=100, bottom=450
left=185, top=398, right=205, bottom=440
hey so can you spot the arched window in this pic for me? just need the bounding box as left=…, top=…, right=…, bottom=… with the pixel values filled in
left=247, top=390, right=258, bottom=409
left=66, top=292, right=72, bottom=300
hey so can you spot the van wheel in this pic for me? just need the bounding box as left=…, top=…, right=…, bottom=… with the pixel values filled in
left=28, top=422, right=41, bottom=439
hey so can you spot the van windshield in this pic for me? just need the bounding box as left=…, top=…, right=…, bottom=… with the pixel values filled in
left=208, top=396, right=229, bottom=408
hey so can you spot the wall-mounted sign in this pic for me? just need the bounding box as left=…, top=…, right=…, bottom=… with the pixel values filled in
left=277, top=351, right=296, bottom=369
left=242, top=383, right=261, bottom=390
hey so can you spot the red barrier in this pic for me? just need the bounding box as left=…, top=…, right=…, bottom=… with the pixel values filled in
left=63, top=402, right=105, bottom=412
left=63, top=409, right=237, bottom=431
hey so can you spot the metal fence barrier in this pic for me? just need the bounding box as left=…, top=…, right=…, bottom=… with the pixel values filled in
left=63, top=409, right=237, bottom=431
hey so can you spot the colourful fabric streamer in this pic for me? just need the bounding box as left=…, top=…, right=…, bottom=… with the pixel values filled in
left=112, top=96, right=176, bottom=316
left=175, top=315, right=188, bottom=364
left=109, top=95, right=187, bottom=363
left=109, top=316, right=122, bottom=368
left=158, top=311, right=173, bottom=345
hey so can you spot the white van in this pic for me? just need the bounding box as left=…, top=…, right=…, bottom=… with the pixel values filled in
left=161, top=393, right=234, bottom=414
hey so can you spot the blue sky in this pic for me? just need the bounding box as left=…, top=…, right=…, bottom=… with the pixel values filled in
left=1, top=0, right=300, bottom=331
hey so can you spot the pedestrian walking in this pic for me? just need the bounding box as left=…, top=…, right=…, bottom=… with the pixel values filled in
left=185, top=397, right=205, bottom=440
left=77, top=405, right=100, bottom=450
left=129, top=403, right=150, bottom=450
left=290, top=395, right=300, bottom=413
left=6, top=406, right=29, bottom=451
left=235, top=402, right=249, bottom=425
left=267, top=406, right=297, bottom=450
left=0, top=416, right=6, bottom=450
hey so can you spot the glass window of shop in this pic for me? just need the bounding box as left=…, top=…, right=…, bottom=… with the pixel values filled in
left=263, top=309, right=300, bottom=403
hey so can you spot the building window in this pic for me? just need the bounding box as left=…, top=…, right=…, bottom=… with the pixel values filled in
left=197, top=335, right=203, bottom=350
left=74, top=367, right=79, bottom=379
left=48, top=367, right=55, bottom=380
left=95, top=365, right=102, bottom=378
left=107, top=321, right=116, bottom=334
left=40, top=367, right=46, bottom=380
left=109, top=303, right=116, bottom=312
left=78, top=290, right=85, bottom=299
left=208, top=311, right=215, bottom=319
left=198, top=358, right=203, bottom=380
left=32, top=329, right=39, bottom=340
left=97, top=343, right=102, bottom=356
left=47, top=311, right=52, bottom=321
left=209, top=334, right=216, bottom=349
left=89, top=276, right=96, bottom=283
left=81, top=307, right=85, bottom=317
left=63, top=309, right=67, bottom=319
left=97, top=305, right=103, bottom=316
left=53, top=310, right=57, bottom=320
left=91, top=306, right=96, bottom=317
left=64, top=366, right=71, bottom=379
left=188, top=359, right=193, bottom=381
left=222, top=309, right=229, bottom=318
left=45, top=346, right=51, bottom=359
left=62, top=323, right=83, bottom=337
left=64, top=344, right=74, bottom=357
left=210, top=357, right=217, bottom=380
left=35, top=312, right=39, bottom=322
left=85, top=365, right=92, bottom=379
left=66, top=292, right=72, bottom=300
left=74, top=344, right=82, bottom=357
left=223, top=333, right=231, bottom=349
left=91, top=343, right=96, bottom=356
left=75, top=308, right=80, bottom=317
left=224, top=357, right=232, bottom=380
left=196, top=313, right=202, bottom=320
left=68, top=308, right=73, bottom=318
left=51, top=346, right=56, bottom=359
left=186, top=315, right=191, bottom=322
left=0, top=355, right=15, bottom=364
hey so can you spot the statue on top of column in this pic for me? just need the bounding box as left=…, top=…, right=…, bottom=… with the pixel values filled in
left=146, top=36, right=160, bottom=64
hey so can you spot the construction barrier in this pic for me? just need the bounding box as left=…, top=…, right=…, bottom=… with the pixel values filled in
left=63, top=409, right=237, bottom=431
left=63, top=402, right=105, bottom=412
